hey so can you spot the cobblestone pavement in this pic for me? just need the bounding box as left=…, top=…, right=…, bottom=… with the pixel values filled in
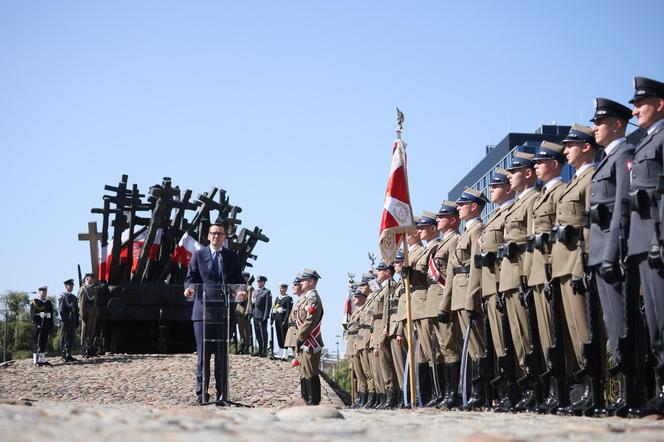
left=1, top=354, right=664, bottom=442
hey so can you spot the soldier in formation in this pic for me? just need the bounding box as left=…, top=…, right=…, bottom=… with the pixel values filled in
left=341, top=76, right=664, bottom=418
left=271, top=282, right=293, bottom=360
left=58, top=279, right=79, bottom=362
left=78, top=273, right=99, bottom=358
left=31, top=286, right=54, bottom=366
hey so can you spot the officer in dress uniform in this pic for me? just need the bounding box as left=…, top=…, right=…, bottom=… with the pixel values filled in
left=356, top=273, right=378, bottom=407
left=271, top=282, right=293, bottom=360
left=31, top=286, right=53, bottom=366
left=429, top=201, right=462, bottom=408
left=551, top=123, right=605, bottom=416
left=252, top=276, right=272, bottom=357
left=627, top=77, right=664, bottom=418
left=371, top=261, right=399, bottom=408
left=386, top=251, right=407, bottom=405
left=78, top=273, right=99, bottom=358
left=530, top=141, right=572, bottom=413
left=500, top=152, right=542, bottom=411
left=58, top=279, right=79, bottom=362
left=476, top=169, right=517, bottom=412
left=406, top=211, right=442, bottom=405
left=364, top=271, right=387, bottom=407
left=347, top=285, right=369, bottom=408
left=440, top=187, right=488, bottom=410
left=294, top=268, right=324, bottom=405
left=588, top=98, right=638, bottom=416
left=285, top=275, right=303, bottom=358
left=234, top=272, right=253, bottom=354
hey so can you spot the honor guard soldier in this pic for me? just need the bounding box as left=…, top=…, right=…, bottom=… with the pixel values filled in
left=272, top=282, right=293, bottom=360
left=363, top=271, right=387, bottom=407
left=441, top=187, right=488, bottom=410
left=31, top=286, right=53, bottom=366
left=409, top=211, right=443, bottom=406
left=58, top=279, right=79, bottom=362
left=252, top=276, right=272, bottom=357
left=627, top=76, right=664, bottom=418
left=589, top=98, right=639, bottom=416
left=429, top=201, right=462, bottom=408
left=78, top=273, right=99, bottom=358
left=552, top=123, right=606, bottom=416
left=347, top=285, right=369, bottom=408
left=501, top=151, right=542, bottom=411
left=285, top=274, right=303, bottom=359
left=371, top=261, right=399, bottom=408
left=356, top=273, right=378, bottom=407
left=294, top=268, right=324, bottom=405
left=234, top=272, right=253, bottom=354
left=530, top=141, right=571, bottom=413
left=476, top=169, right=517, bottom=411
left=386, top=251, right=408, bottom=405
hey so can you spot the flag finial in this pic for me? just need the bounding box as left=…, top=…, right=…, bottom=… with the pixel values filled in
left=396, top=107, right=404, bottom=135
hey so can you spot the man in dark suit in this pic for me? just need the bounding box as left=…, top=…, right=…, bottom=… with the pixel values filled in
left=627, top=76, right=664, bottom=417
left=184, top=222, right=244, bottom=405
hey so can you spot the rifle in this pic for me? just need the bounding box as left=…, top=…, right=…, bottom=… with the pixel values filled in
left=77, top=264, right=83, bottom=288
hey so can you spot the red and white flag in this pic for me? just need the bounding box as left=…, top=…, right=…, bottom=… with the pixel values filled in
left=428, top=255, right=446, bottom=288
left=379, top=137, right=414, bottom=263
left=170, top=232, right=203, bottom=267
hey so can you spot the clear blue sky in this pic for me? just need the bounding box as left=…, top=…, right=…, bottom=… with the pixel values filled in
left=1, top=0, right=662, bottom=350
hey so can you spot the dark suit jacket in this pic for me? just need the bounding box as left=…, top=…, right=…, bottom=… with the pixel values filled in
left=184, top=246, right=244, bottom=321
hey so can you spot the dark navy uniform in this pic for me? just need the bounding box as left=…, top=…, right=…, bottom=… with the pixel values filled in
left=272, top=290, right=293, bottom=349
left=58, top=279, right=79, bottom=362
left=588, top=99, right=635, bottom=364
left=252, top=277, right=272, bottom=356
left=31, top=289, right=54, bottom=366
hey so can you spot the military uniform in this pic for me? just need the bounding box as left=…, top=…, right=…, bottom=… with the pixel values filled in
left=235, top=275, right=253, bottom=354
left=284, top=275, right=302, bottom=351
left=272, top=287, right=294, bottom=354
left=385, top=255, right=407, bottom=394
left=78, top=280, right=99, bottom=357
left=552, top=124, right=606, bottom=415
left=294, top=269, right=324, bottom=405
left=252, top=277, right=272, bottom=357
left=58, top=280, right=79, bottom=362
left=31, top=288, right=53, bottom=366
left=626, top=77, right=664, bottom=417
left=346, top=291, right=368, bottom=407
left=363, top=279, right=386, bottom=405
left=354, top=277, right=377, bottom=407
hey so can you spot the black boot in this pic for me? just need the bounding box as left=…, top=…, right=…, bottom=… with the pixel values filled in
left=62, top=352, right=68, bottom=363
left=309, top=376, right=321, bottom=405
left=385, top=389, right=399, bottom=408
left=538, top=376, right=562, bottom=413
left=364, top=392, right=376, bottom=408
left=350, top=390, right=365, bottom=409
left=495, top=381, right=519, bottom=413
left=630, top=384, right=664, bottom=418
left=373, top=393, right=386, bottom=409
left=437, top=362, right=461, bottom=410
left=300, top=378, right=310, bottom=403
left=463, top=361, right=486, bottom=411
left=66, top=352, right=77, bottom=362
left=514, top=378, right=542, bottom=413
left=558, top=375, right=595, bottom=416
left=417, top=363, right=432, bottom=406
left=425, top=363, right=446, bottom=407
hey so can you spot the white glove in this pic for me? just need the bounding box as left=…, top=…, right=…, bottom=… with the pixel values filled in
left=39, top=312, right=46, bottom=318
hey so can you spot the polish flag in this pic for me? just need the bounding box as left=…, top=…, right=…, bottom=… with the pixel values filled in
left=379, top=134, right=414, bottom=263
left=170, top=232, right=203, bottom=266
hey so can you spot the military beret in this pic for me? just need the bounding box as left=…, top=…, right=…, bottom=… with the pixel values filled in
left=533, top=141, right=566, bottom=162
left=38, top=286, right=48, bottom=291
left=562, top=123, right=596, bottom=145
left=394, top=250, right=405, bottom=263
left=489, top=168, right=510, bottom=186
left=257, top=275, right=268, bottom=282
left=591, top=98, right=632, bottom=122
left=415, top=211, right=437, bottom=227
left=63, top=279, right=75, bottom=285
left=279, top=282, right=288, bottom=288
left=437, top=200, right=458, bottom=216
left=456, top=187, right=488, bottom=206
left=506, top=151, right=535, bottom=171
left=300, top=268, right=321, bottom=280
left=630, top=76, right=664, bottom=104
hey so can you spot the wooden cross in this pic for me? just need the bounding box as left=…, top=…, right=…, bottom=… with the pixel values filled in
left=78, top=221, right=102, bottom=279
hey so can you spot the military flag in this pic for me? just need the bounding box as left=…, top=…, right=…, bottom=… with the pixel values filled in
left=379, top=109, right=414, bottom=263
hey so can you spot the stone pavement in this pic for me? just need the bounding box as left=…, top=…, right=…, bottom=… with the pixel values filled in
left=1, top=354, right=664, bottom=441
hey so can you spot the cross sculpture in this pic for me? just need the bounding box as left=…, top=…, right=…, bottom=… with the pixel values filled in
left=78, top=221, right=102, bottom=279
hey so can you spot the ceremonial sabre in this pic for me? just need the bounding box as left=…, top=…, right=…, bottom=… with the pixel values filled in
left=459, top=319, right=472, bottom=407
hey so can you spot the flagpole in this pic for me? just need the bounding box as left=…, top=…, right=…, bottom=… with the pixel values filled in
left=402, top=237, right=417, bottom=408
left=395, top=108, right=417, bottom=408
